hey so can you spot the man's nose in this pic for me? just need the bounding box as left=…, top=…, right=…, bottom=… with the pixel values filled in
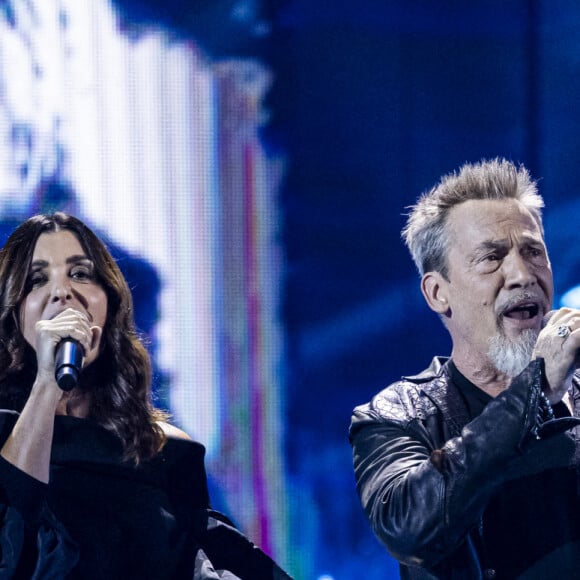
left=503, top=252, right=536, bottom=288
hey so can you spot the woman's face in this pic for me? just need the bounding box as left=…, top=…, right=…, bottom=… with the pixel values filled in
left=19, top=230, right=108, bottom=366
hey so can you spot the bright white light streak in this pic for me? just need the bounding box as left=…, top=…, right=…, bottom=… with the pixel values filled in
left=165, top=53, right=220, bottom=453
left=20, top=0, right=224, bottom=454
left=561, top=285, right=580, bottom=309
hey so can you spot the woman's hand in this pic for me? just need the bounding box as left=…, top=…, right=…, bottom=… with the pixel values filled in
left=33, top=307, right=102, bottom=385
left=0, top=309, right=103, bottom=482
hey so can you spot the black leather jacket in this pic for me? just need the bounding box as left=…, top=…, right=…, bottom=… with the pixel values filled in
left=349, top=358, right=580, bottom=579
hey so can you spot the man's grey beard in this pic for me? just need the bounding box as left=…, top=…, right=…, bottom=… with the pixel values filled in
left=487, top=329, right=539, bottom=378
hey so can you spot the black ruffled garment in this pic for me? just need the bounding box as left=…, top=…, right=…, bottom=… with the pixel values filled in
left=0, top=411, right=289, bottom=580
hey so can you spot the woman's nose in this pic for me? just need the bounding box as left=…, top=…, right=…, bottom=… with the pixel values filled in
left=50, top=278, right=72, bottom=302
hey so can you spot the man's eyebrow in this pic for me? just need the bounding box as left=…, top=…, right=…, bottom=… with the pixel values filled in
left=473, top=240, right=508, bottom=252
left=465, top=240, right=507, bottom=263
left=475, top=233, right=544, bottom=249
left=470, top=234, right=545, bottom=259
left=520, top=234, right=546, bottom=246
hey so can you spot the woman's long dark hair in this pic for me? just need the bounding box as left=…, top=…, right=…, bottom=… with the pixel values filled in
left=0, top=213, right=166, bottom=463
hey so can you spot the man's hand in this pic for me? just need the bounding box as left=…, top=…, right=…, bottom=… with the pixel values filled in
left=533, top=307, right=580, bottom=404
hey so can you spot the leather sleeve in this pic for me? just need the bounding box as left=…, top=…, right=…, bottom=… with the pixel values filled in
left=350, top=361, right=579, bottom=568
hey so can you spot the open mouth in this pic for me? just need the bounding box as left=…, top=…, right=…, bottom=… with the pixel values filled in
left=503, top=303, right=540, bottom=320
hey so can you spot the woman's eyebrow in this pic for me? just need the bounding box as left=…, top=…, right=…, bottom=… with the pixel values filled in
left=66, top=255, right=90, bottom=264
left=29, top=255, right=92, bottom=269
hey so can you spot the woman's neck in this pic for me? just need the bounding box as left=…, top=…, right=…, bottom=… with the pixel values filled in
left=55, top=390, right=91, bottom=418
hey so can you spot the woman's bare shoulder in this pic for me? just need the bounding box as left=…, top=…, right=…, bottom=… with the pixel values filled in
left=157, top=421, right=193, bottom=441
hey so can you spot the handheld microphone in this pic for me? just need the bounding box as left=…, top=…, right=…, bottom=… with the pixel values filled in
left=55, top=338, right=84, bottom=392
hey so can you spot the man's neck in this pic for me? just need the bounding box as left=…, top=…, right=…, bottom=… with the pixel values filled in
left=451, top=351, right=513, bottom=398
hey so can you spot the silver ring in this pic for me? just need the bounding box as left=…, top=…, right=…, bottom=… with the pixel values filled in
left=557, top=324, right=572, bottom=338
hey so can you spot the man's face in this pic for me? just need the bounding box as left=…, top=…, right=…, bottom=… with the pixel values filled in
left=439, top=198, right=553, bottom=368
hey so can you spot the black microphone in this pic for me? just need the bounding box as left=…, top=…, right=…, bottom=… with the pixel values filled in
left=55, top=339, right=84, bottom=392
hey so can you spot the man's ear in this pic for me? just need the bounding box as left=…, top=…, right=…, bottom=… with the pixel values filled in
left=421, top=271, right=450, bottom=315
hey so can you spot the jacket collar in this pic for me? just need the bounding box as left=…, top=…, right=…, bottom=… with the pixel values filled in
left=404, top=356, right=471, bottom=438
left=402, top=356, right=449, bottom=383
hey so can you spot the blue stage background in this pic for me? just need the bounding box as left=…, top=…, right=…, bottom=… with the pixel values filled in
left=265, top=1, right=580, bottom=577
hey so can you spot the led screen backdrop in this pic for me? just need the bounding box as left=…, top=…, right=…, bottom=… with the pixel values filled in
left=10, top=2, right=580, bottom=579
left=0, top=0, right=291, bottom=573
